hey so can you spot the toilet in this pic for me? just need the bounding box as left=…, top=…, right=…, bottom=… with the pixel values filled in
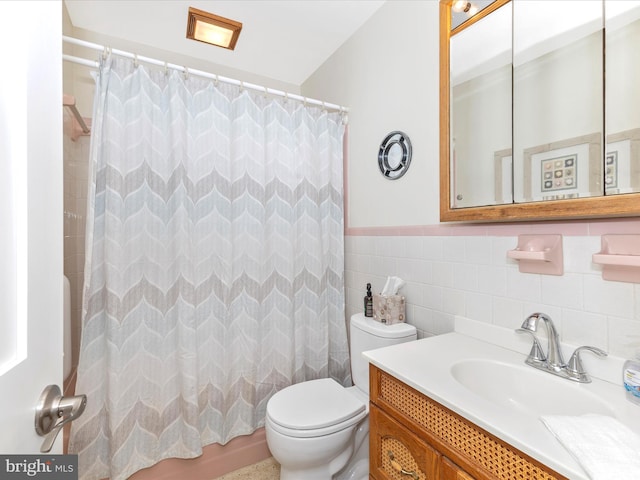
left=265, top=312, right=417, bottom=480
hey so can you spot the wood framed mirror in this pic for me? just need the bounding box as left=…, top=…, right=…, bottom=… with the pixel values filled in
left=440, top=0, right=640, bottom=222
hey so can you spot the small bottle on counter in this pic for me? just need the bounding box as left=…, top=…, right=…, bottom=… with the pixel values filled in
left=623, top=351, right=640, bottom=406
left=364, top=283, right=373, bottom=317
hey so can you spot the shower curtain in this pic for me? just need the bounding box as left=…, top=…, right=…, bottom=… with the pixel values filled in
left=69, top=55, right=349, bottom=480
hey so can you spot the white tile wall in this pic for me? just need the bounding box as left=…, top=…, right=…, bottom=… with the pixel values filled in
left=345, top=235, right=640, bottom=359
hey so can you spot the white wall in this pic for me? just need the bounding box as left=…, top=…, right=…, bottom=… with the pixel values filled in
left=303, top=1, right=440, bottom=227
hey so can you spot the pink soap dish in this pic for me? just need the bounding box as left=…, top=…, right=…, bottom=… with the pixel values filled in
left=507, top=234, right=563, bottom=276
left=593, top=234, right=640, bottom=283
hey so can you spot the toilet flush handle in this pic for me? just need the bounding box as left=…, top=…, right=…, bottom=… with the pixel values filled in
left=387, top=451, right=420, bottom=480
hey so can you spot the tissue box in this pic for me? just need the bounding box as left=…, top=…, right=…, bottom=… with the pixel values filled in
left=373, top=294, right=406, bottom=324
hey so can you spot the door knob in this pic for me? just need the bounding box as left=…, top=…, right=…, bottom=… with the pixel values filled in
left=35, top=385, right=87, bottom=453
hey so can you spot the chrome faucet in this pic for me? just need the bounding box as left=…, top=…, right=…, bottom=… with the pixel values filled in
left=519, top=312, right=565, bottom=371
left=516, top=312, right=607, bottom=383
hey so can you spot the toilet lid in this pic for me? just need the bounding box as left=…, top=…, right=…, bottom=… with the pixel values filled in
left=267, top=378, right=366, bottom=431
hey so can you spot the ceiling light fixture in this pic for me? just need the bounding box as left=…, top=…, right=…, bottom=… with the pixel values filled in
left=186, top=7, right=242, bottom=50
left=452, top=1, right=479, bottom=16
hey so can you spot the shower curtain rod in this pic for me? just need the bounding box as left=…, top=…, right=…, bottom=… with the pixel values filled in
left=62, top=36, right=349, bottom=116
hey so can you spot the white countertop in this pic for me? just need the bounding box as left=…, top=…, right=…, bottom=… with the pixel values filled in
left=363, top=325, right=640, bottom=480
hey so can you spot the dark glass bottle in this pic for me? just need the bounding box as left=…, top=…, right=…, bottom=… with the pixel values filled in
left=364, top=283, right=373, bottom=317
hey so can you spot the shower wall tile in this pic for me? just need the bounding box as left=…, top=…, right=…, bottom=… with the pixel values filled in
left=63, top=127, right=90, bottom=373
left=345, top=234, right=640, bottom=357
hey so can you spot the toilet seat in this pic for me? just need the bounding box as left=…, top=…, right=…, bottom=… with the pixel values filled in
left=266, top=378, right=367, bottom=438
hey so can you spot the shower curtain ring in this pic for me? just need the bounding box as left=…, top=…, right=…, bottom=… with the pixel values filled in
left=214, top=74, right=219, bottom=86
left=164, top=62, right=169, bottom=76
left=133, top=53, right=139, bottom=68
left=183, top=67, right=189, bottom=80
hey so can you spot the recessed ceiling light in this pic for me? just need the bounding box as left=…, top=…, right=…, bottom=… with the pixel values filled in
left=186, top=7, right=242, bottom=50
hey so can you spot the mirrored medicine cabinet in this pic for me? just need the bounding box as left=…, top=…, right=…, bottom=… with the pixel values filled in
left=440, top=0, right=640, bottom=222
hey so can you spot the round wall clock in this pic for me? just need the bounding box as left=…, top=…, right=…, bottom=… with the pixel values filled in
left=378, top=131, right=412, bottom=180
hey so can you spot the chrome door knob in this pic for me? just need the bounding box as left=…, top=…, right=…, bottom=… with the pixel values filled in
left=35, top=385, right=87, bottom=453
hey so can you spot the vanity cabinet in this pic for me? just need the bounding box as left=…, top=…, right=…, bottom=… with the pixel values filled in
left=369, top=365, right=568, bottom=480
left=370, top=405, right=439, bottom=480
left=440, top=457, right=474, bottom=480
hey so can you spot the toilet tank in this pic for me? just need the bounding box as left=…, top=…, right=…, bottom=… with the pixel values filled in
left=349, top=313, right=417, bottom=395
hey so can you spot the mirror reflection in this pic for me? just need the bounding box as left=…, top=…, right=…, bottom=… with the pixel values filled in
left=605, top=1, right=640, bottom=195
left=513, top=0, right=603, bottom=203
left=445, top=0, right=640, bottom=218
left=450, top=2, right=511, bottom=208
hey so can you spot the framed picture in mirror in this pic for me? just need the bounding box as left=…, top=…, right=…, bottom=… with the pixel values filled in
left=606, top=128, right=640, bottom=194
left=522, top=133, right=601, bottom=202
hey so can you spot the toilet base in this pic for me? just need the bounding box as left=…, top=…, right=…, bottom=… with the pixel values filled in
left=277, top=438, right=355, bottom=480
left=279, top=465, right=335, bottom=480
left=268, top=415, right=370, bottom=480
left=276, top=427, right=369, bottom=480
left=335, top=458, right=368, bottom=480
left=335, top=423, right=369, bottom=480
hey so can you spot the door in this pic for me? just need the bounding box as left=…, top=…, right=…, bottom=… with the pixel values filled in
left=0, top=0, right=64, bottom=453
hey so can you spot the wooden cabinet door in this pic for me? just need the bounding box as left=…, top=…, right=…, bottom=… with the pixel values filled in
left=370, top=404, right=439, bottom=480
left=440, top=457, right=475, bottom=480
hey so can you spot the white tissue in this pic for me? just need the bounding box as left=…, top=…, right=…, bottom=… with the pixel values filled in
left=381, top=276, right=405, bottom=296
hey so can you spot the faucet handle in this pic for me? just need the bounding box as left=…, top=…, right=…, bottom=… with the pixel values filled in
left=566, top=346, right=608, bottom=383
left=516, top=328, right=546, bottom=364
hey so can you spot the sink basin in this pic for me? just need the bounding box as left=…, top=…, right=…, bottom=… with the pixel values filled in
left=450, top=359, right=615, bottom=417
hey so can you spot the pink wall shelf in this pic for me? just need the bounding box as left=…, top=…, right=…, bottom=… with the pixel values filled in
left=507, top=234, right=563, bottom=276
left=592, top=234, right=640, bottom=283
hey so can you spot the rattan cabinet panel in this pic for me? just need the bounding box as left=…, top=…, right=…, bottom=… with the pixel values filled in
left=369, top=365, right=568, bottom=480
left=370, top=404, right=439, bottom=480
left=441, top=457, right=475, bottom=480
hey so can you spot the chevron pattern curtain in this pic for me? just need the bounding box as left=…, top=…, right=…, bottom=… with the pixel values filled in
left=69, top=55, right=349, bottom=480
